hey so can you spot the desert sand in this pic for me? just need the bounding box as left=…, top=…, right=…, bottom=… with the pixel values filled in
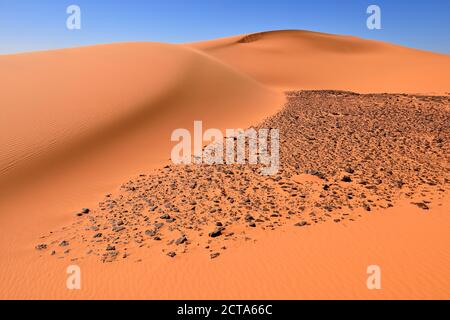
left=0, top=30, right=449, bottom=299
left=189, top=30, right=450, bottom=94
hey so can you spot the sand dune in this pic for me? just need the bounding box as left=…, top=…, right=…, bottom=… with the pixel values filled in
left=0, top=41, right=282, bottom=299
left=189, top=30, right=450, bottom=94
left=0, top=42, right=282, bottom=192
left=0, top=30, right=449, bottom=299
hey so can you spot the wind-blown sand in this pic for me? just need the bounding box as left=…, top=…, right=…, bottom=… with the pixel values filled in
left=189, top=30, right=450, bottom=94
left=0, top=30, right=449, bottom=299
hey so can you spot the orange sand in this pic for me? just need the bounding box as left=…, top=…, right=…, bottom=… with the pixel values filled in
left=0, top=30, right=449, bottom=299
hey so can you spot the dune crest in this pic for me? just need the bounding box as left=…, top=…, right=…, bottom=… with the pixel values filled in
left=189, top=30, right=450, bottom=94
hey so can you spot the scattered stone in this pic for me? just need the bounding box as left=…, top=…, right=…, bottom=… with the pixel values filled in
left=245, top=214, right=254, bottom=222
left=345, top=167, right=355, bottom=174
left=145, top=229, right=156, bottom=237
left=112, top=226, right=125, bottom=232
left=342, top=176, right=352, bottom=183
left=35, top=244, right=47, bottom=250
left=38, top=91, right=449, bottom=263
left=167, top=251, right=176, bottom=258
left=59, top=241, right=69, bottom=247
left=209, top=229, right=222, bottom=238
left=210, top=252, right=220, bottom=259
left=175, top=235, right=187, bottom=245
left=412, top=202, right=430, bottom=210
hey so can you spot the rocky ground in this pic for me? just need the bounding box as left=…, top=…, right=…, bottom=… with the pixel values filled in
left=35, top=91, right=450, bottom=262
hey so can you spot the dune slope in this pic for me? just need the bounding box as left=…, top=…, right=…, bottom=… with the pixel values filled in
left=189, top=30, right=450, bottom=94
left=0, top=42, right=283, bottom=278
left=0, top=42, right=282, bottom=190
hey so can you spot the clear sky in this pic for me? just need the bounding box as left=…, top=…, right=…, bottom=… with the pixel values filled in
left=0, top=0, right=449, bottom=55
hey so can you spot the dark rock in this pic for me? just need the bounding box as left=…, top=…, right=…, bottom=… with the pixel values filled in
left=305, top=169, right=325, bottom=179
left=345, top=167, right=355, bottom=174
left=106, top=245, right=116, bottom=251
left=112, top=226, right=125, bottom=232
left=175, top=235, right=187, bottom=245
left=59, top=240, right=69, bottom=247
left=270, top=213, right=280, bottom=217
left=35, top=244, right=47, bottom=250
left=81, top=208, right=90, bottom=214
left=209, top=229, right=222, bottom=238
left=210, top=252, right=220, bottom=259
left=93, top=233, right=102, bottom=238
left=145, top=229, right=156, bottom=237
left=342, top=176, right=352, bottom=183
left=245, top=214, right=254, bottom=222
left=294, top=221, right=308, bottom=227
left=412, top=202, right=430, bottom=210
left=167, top=251, right=176, bottom=258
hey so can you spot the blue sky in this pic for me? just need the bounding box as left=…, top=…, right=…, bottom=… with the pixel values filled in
left=0, top=0, right=449, bottom=54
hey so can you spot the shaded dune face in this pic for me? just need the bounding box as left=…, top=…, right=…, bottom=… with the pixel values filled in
left=0, top=42, right=282, bottom=199
left=189, top=30, right=450, bottom=93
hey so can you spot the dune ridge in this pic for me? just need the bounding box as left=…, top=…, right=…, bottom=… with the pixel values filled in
left=189, top=30, right=450, bottom=93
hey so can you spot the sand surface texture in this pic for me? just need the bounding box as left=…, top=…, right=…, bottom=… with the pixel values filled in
left=0, top=31, right=449, bottom=299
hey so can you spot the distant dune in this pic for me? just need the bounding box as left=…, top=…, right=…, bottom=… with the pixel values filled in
left=0, top=30, right=449, bottom=299
left=189, top=30, right=450, bottom=93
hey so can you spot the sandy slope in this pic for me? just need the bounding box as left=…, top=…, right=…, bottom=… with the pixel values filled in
left=1, top=197, right=449, bottom=300
left=0, top=42, right=282, bottom=252
left=0, top=30, right=449, bottom=299
left=0, top=41, right=282, bottom=298
left=189, top=30, right=450, bottom=94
